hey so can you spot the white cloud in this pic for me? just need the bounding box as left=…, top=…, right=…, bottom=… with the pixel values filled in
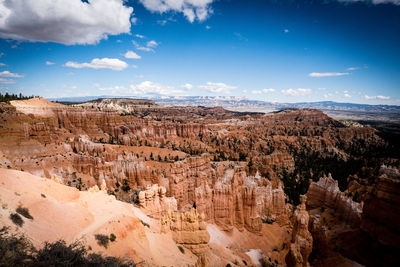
left=346, top=67, right=359, bottom=71
left=323, top=93, right=333, bottom=98
left=147, top=40, right=158, bottom=47
left=338, top=0, right=400, bottom=5
left=0, top=0, right=133, bottom=45
left=135, top=34, right=145, bottom=38
left=157, top=20, right=168, bottom=26
left=198, top=82, right=237, bottom=94
left=309, top=72, right=350, bottom=77
left=0, top=63, right=6, bottom=66
left=124, top=51, right=141, bottom=59
left=205, top=25, right=211, bottom=30
left=0, top=78, right=16, bottom=84
left=131, top=17, right=138, bottom=25
left=46, top=61, right=55, bottom=65
left=263, top=88, right=275, bottom=93
left=99, top=81, right=187, bottom=95
left=281, top=88, right=312, bottom=96
left=0, top=70, right=23, bottom=78
left=365, top=95, right=390, bottom=100
left=132, top=40, right=154, bottom=52
left=344, top=93, right=351, bottom=98
left=251, top=90, right=262, bottom=95
left=64, top=58, right=128, bottom=71
left=137, top=46, right=153, bottom=52
left=139, top=0, right=215, bottom=23
left=284, top=29, right=289, bottom=33
left=182, top=83, right=194, bottom=90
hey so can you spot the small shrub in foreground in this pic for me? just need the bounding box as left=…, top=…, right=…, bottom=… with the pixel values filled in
left=16, top=206, right=33, bottom=220
left=10, top=213, right=23, bottom=227
left=95, top=234, right=109, bottom=248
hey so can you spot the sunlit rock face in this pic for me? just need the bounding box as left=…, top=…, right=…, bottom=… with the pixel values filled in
left=194, top=167, right=288, bottom=233
left=161, top=209, right=210, bottom=267
left=138, top=184, right=177, bottom=218
left=306, top=174, right=362, bottom=226
left=286, top=195, right=313, bottom=267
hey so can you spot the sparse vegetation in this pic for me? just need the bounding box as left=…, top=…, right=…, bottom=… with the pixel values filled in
left=0, top=227, right=135, bottom=266
left=94, top=234, right=109, bottom=248
left=0, top=93, right=38, bottom=103
left=178, top=245, right=185, bottom=254
left=9, top=213, right=23, bottom=227
left=141, top=220, right=150, bottom=228
left=109, top=233, right=116, bottom=242
left=16, top=206, right=33, bottom=220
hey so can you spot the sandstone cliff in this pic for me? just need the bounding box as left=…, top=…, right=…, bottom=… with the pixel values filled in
left=306, top=174, right=362, bottom=226
left=361, top=165, right=400, bottom=249
left=286, top=195, right=313, bottom=267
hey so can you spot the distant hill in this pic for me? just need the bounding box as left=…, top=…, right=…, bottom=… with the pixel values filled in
left=49, top=96, right=400, bottom=122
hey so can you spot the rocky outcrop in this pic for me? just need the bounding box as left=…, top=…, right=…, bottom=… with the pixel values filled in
left=361, top=165, right=400, bottom=249
left=306, top=174, right=362, bottom=226
left=286, top=195, right=313, bottom=267
left=139, top=184, right=177, bottom=218
left=161, top=209, right=210, bottom=267
left=195, top=167, right=288, bottom=233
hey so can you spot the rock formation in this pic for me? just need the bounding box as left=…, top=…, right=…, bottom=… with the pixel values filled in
left=194, top=167, right=288, bottom=233
left=306, top=174, right=362, bottom=226
left=361, top=165, right=400, bottom=249
left=138, top=184, right=177, bottom=218
left=161, top=209, right=210, bottom=267
left=286, top=195, right=313, bottom=267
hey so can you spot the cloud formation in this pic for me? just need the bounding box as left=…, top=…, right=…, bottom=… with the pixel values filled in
left=281, top=88, right=312, bottom=96
left=45, top=61, right=55, bottom=65
left=182, top=83, right=194, bottom=90
left=338, top=0, right=400, bottom=5
left=64, top=58, right=128, bottom=71
left=147, top=40, right=158, bottom=47
left=0, top=78, right=16, bottom=84
left=124, top=51, right=141, bottom=59
left=99, top=81, right=187, bottom=95
left=309, top=72, right=350, bottom=77
left=365, top=95, right=390, bottom=100
left=0, top=70, right=23, bottom=78
left=198, top=82, right=237, bottom=94
left=139, top=0, right=215, bottom=23
left=0, top=0, right=133, bottom=45
left=263, top=88, right=276, bottom=93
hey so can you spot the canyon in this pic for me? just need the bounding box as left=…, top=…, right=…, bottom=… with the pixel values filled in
left=0, top=97, right=399, bottom=266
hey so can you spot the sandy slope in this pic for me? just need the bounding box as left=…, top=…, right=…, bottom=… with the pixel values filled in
left=10, top=97, right=71, bottom=116
left=0, top=168, right=197, bottom=266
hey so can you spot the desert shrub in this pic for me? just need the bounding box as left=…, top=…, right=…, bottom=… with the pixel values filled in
left=261, top=217, right=275, bottom=224
left=34, top=240, right=135, bottom=266
left=178, top=246, right=185, bottom=254
left=0, top=227, right=33, bottom=266
left=16, top=206, right=33, bottom=220
left=94, top=234, right=109, bottom=248
left=109, top=233, right=116, bottom=242
left=131, top=189, right=140, bottom=206
left=141, top=220, right=150, bottom=228
left=226, top=264, right=231, bottom=267
left=40, top=193, right=46, bottom=198
left=9, top=213, right=23, bottom=227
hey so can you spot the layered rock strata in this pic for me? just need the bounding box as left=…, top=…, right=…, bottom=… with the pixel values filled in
left=361, top=165, right=400, bottom=249
left=138, top=184, right=177, bottom=218
left=306, top=174, right=362, bottom=226
left=161, top=209, right=210, bottom=267
left=286, top=195, right=313, bottom=267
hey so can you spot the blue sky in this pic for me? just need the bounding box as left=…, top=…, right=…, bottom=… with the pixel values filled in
left=0, top=0, right=399, bottom=104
